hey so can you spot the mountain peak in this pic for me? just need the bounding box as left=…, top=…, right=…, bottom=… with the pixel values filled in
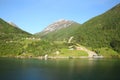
left=56, top=19, right=73, bottom=22
left=42, top=19, right=74, bottom=34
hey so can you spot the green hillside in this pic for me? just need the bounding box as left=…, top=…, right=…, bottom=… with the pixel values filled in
left=0, top=18, right=31, bottom=40
left=73, top=4, right=120, bottom=53
left=0, top=18, right=31, bottom=56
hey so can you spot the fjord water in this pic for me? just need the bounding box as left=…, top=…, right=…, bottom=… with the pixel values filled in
left=0, top=58, right=120, bottom=80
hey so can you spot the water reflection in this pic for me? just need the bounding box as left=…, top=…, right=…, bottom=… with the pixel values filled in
left=0, top=58, right=120, bottom=80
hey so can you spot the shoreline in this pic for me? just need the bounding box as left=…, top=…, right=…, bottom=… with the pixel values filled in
left=1, top=55, right=120, bottom=59
left=0, top=55, right=108, bottom=59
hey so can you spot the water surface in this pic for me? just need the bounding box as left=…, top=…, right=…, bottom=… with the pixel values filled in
left=0, top=58, right=120, bottom=80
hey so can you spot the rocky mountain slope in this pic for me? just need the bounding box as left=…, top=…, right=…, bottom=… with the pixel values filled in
left=43, top=19, right=74, bottom=33
left=36, top=19, right=80, bottom=36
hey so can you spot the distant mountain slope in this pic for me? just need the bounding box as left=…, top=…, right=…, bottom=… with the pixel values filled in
left=36, top=19, right=81, bottom=40
left=0, top=18, right=31, bottom=40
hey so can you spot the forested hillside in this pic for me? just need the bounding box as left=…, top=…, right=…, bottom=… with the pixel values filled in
left=73, top=3, right=120, bottom=53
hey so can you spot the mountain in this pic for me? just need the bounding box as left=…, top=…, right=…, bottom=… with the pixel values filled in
left=36, top=19, right=81, bottom=40
left=0, top=18, right=31, bottom=40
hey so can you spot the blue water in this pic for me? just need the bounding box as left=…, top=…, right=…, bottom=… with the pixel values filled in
left=0, top=58, right=120, bottom=80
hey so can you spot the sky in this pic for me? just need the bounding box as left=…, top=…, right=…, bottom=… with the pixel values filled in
left=0, top=0, right=120, bottom=34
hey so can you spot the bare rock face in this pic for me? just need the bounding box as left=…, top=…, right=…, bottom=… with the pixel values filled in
left=42, top=19, right=74, bottom=35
